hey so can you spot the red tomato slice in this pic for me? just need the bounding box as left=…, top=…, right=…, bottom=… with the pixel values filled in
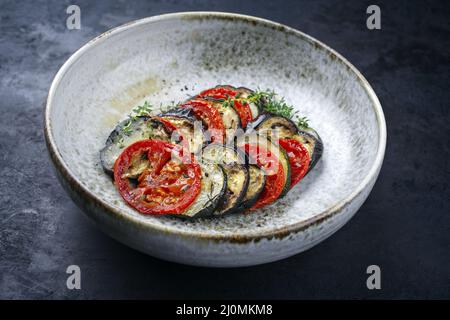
left=231, top=100, right=252, bottom=129
left=198, top=87, right=253, bottom=128
left=243, top=143, right=285, bottom=210
left=279, top=139, right=310, bottom=188
left=114, top=140, right=201, bottom=215
left=180, top=100, right=225, bottom=144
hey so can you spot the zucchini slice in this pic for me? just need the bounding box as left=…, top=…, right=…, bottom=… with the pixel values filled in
left=237, top=134, right=291, bottom=199
left=202, top=144, right=249, bottom=215
left=180, top=162, right=227, bottom=218
left=100, top=116, right=175, bottom=177
left=249, top=113, right=323, bottom=172
left=159, top=107, right=205, bottom=154
left=235, top=164, right=266, bottom=211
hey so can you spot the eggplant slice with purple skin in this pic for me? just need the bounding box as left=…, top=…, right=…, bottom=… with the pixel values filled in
left=158, top=107, right=206, bottom=154
left=294, top=126, right=323, bottom=172
left=247, top=112, right=323, bottom=173
left=234, top=164, right=266, bottom=211
left=201, top=144, right=249, bottom=215
left=100, top=116, right=176, bottom=177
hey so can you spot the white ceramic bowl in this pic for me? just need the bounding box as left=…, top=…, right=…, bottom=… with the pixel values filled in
left=45, top=12, right=386, bottom=267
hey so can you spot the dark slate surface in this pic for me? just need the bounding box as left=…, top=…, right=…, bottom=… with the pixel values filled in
left=0, top=0, right=449, bottom=299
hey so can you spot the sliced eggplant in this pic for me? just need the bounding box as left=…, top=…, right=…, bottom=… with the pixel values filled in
left=201, top=143, right=246, bottom=164
left=179, top=162, right=227, bottom=218
left=100, top=116, right=174, bottom=177
left=201, top=144, right=249, bottom=215
left=235, top=164, right=266, bottom=211
left=159, top=107, right=205, bottom=154
left=293, top=127, right=323, bottom=172
left=215, top=164, right=248, bottom=215
left=237, top=133, right=291, bottom=198
left=246, top=112, right=299, bottom=137
left=248, top=113, right=323, bottom=173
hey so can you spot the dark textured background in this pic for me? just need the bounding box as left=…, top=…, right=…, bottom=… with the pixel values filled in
left=0, top=0, right=449, bottom=299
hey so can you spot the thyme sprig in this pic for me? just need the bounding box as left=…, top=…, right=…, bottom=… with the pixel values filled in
left=122, top=119, right=133, bottom=136
left=120, top=101, right=154, bottom=137
left=296, top=116, right=309, bottom=129
left=130, top=101, right=153, bottom=120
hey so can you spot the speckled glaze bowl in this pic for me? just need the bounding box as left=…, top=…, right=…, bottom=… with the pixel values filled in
left=44, top=12, right=386, bottom=267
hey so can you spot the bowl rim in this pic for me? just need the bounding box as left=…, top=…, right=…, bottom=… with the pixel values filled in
left=44, top=11, right=387, bottom=242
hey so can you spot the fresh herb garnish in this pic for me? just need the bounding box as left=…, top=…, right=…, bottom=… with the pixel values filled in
left=250, top=90, right=297, bottom=119
left=296, top=116, right=309, bottom=128
left=119, top=101, right=153, bottom=136
left=130, top=101, right=153, bottom=120
left=159, top=100, right=180, bottom=113
left=122, top=120, right=133, bottom=136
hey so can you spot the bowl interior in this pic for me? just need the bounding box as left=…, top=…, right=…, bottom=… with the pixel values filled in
left=48, top=13, right=382, bottom=238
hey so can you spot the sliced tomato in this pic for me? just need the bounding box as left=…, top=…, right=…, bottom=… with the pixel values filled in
left=243, top=143, right=285, bottom=210
left=279, top=139, right=310, bottom=188
left=198, top=87, right=253, bottom=128
left=114, top=140, right=201, bottom=215
left=230, top=99, right=252, bottom=129
left=180, top=100, right=225, bottom=144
